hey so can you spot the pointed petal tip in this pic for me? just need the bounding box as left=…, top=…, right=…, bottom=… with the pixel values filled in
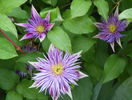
left=19, top=36, right=26, bottom=41
left=110, top=42, right=115, bottom=52
left=31, top=5, right=34, bottom=8
left=48, top=23, right=55, bottom=31
left=45, top=12, right=51, bottom=22
left=67, top=89, right=73, bottom=100
left=29, top=85, right=35, bottom=88
left=39, top=34, right=46, bottom=42
left=53, top=97, right=58, bottom=100
left=47, top=11, right=50, bottom=16
left=31, top=5, right=36, bottom=11
left=19, top=38, right=23, bottom=41
left=93, top=34, right=100, bottom=39
left=39, top=90, right=43, bottom=93
left=94, top=22, right=101, bottom=26
left=116, top=38, right=122, bottom=48
left=19, top=33, right=34, bottom=41
left=114, top=6, right=119, bottom=17
left=15, top=23, right=28, bottom=27
left=31, top=5, right=40, bottom=19
left=28, top=61, right=36, bottom=66
left=49, top=44, right=55, bottom=51
left=79, top=71, right=88, bottom=79
left=78, top=50, right=83, bottom=55
left=39, top=38, right=44, bottom=42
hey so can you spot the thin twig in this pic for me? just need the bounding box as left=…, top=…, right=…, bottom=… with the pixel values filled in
left=0, top=30, right=26, bottom=54
left=110, top=0, right=121, bottom=14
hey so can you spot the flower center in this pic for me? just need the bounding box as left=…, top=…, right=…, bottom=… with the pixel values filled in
left=52, top=64, right=63, bottom=75
left=108, top=24, right=117, bottom=33
left=36, top=25, right=45, bottom=33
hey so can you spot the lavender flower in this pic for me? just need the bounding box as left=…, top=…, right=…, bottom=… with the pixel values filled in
left=29, top=45, right=88, bottom=100
left=16, top=6, right=54, bottom=42
left=94, top=9, right=128, bottom=52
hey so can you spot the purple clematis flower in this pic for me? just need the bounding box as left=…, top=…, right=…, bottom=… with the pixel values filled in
left=29, top=44, right=88, bottom=100
left=16, top=6, right=54, bottom=42
left=94, top=9, right=128, bottom=52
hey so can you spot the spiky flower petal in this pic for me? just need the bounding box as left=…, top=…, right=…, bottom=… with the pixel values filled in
left=16, top=5, right=54, bottom=42
left=29, top=45, right=88, bottom=100
left=94, top=9, right=128, bottom=52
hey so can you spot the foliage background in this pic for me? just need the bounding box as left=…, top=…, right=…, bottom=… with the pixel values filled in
left=0, top=0, right=132, bottom=100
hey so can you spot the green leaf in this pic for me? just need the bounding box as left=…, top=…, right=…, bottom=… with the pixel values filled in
left=70, top=0, right=92, bottom=18
left=127, top=49, right=132, bottom=58
left=0, top=57, right=18, bottom=70
left=72, top=78, right=93, bottom=100
left=98, top=81, right=116, bottom=100
left=47, top=26, right=72, bottom=52
left=0, top=37, right=17, bottom=59
left=94, top=41, right=108, bottom=68
left=127, top=62, right=132, bottom=76
left=37, top=92, right=48, bottom=100
left=6, top=91, right=23, bottom=100
left=82, top=47, right=95, bottom=64
left=94, top=0, right=109, bottom=19
left=16, top=79, right=48, bottom=100
left=59, top=78, right=93, bottom=100
left=72, top=36, right=96, bottom=53
left=119, top=8, right=132, bottom=20
left=14, top=62, right=27, bottom=72
left=17, top=52, right=43, bottom=63
left=112, top=76, right=132, bottom=100
left=123, top=43, right=132, bottom=58
left=120, top=0, right=132, bottom=11
left=92, top=81, right=103, bottom=100
left=103, top=54, right=126, bottom=83
left=8, top=7, right=29, bottom=19
left=0, top=14, right=18, bottom=38
left=85, top=64, right=103, bottom=82
left=0, top=0, right=27, bottom=14
left=62, top=9, right=71, bottom=19
left=63, top=16, right=95, bottom=34
left=0, top=68, right=19, bottom=90
left=40, top=7, right=63, bottom=22
left=41, top=0, right=58, bottom=6
left=42, top=37, right=51, bottom=52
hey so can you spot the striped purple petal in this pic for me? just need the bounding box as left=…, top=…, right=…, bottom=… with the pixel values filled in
left=16, top=5, right=54, bottom=42
left=29, top=44, right=88, bottom=100
left=94, top=9, right=128, bottom=52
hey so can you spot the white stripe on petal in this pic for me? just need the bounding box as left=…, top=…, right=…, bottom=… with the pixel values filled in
left=67, top=89, right=73, bottom=100
left=53, top=98, right=58, bottom=100
left=114, top=6, right=119, bottom=17
left=48, top=44, right=55, bottom=52
left=19, top=33, right=34, bottom=41
left=15, top=23, right=28, bottom=27
left=29, top=83, right=36, bottom=88
left=45, top=12, right=50, bottom=22
left=39, top=34, right=46, bottom=42
left=79, top=71, right=88, bottom=79
left=93, top=34, right=100, bottom=38
left=48, top=24, right=55, bottom=31
left=31, top=5, right=40, bottom=19
left=116, top=38, right=122, bottom=48
left=28, top=61, right=37, bottom=68
left=110, top=42, right=115, bottom=52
